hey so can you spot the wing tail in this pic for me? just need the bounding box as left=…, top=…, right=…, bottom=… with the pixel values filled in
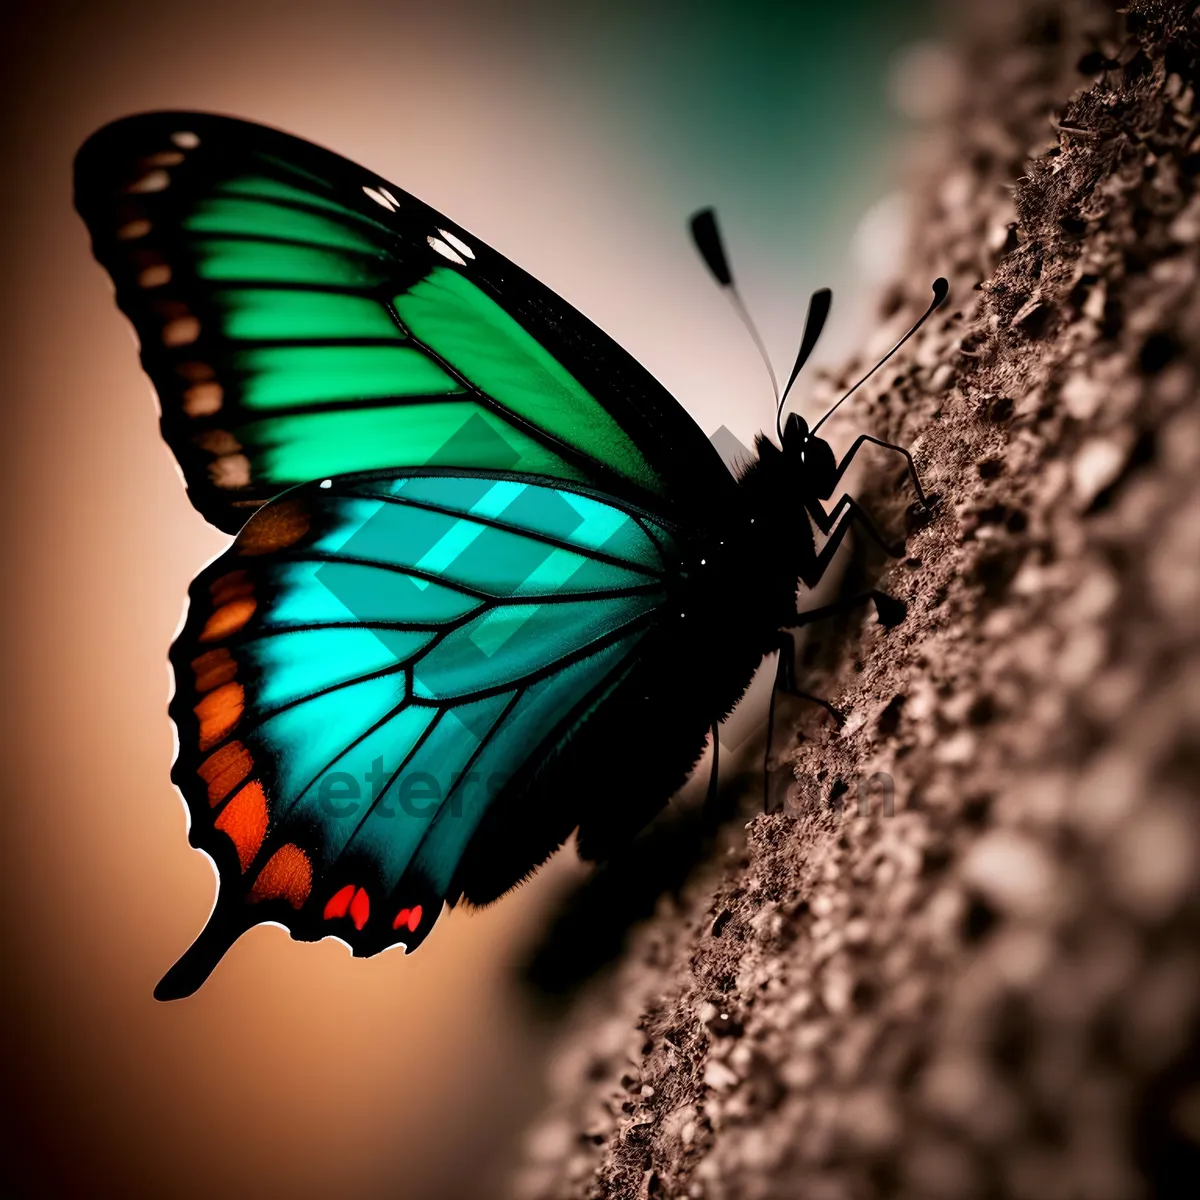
left=154, top=888, right=249, bottom=1001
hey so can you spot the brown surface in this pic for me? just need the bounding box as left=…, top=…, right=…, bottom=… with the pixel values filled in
left=513, top=3, right=1200, bottom=1197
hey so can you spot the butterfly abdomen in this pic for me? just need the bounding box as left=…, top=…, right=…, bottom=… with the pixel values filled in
left=455, top=614, right=763, bottom=892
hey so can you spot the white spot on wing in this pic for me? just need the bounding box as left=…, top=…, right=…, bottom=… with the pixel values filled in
left=363, top=185, right=397, bottom=211
left=438, top=229, right=475, bottom=260
left=427, top=236, right=466, bottom=265
left=127, top=169, right=169, bottom=194
left=138, top=264, right=171, bottom=288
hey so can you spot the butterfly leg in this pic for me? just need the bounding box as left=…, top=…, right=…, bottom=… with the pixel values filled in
left=703, top=721, right=723, bottom=823
left=776, top=631, right=845, bottom=723
left=828, top=434, right=929, bottom=507
left=802, top=493, right=905, bottom=575
left=762, top=631, right=845, bottom=812
left=762, top=586, right=903, bottom=811
left=763, top=658, right=780, bottom=813
left=783, top=588, right=907, bottom=631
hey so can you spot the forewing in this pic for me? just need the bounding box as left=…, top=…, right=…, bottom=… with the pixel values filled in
left=75, top=111, right=736, bottom=532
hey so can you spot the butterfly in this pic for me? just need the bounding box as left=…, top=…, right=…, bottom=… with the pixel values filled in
left=75, top=112, right=944, bottom=999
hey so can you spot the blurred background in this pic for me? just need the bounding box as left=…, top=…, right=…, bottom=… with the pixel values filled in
left=0, top=1, right=946, bottom=1195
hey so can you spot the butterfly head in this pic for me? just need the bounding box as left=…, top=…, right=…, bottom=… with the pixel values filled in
left=781, top=412, right=837, bottom=499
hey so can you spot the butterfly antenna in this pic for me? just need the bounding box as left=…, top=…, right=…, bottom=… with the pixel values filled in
left=689, top=208, right=780, bottom=406
left=777, top=287, right=833, bottom=442
left=811, top=277, right=949, bottom=435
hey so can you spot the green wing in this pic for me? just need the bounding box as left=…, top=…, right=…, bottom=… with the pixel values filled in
left=159, top=468, right=679, bottom=998
left=74, top=111, right=735, bottom=532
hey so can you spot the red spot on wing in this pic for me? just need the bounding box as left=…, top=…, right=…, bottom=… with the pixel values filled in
left=324, top=884, right=355, bottom=920
left=393, top=904, right=422, bottom=933
left=325, top=885, right=370, bottom=930
left=349, top=888, right=370, bottom=931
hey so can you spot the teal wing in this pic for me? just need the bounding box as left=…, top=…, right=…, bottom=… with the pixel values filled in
left=158, top=468, right=680, bottom=998
left=74, top=111, right=735, bottom=532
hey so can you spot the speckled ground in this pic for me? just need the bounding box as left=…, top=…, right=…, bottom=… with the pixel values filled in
left=511, top=3, right=1200, bottom=1197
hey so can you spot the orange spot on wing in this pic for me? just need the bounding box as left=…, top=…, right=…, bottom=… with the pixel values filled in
left=324, top=884, right=355, bottom=920
left=184, top=381, right=223, bottom=416
left=199, top=740, right=253, bottom=806
left=210, top=570, right=253, bottom=606
left=200, top=597, right=256, bottom=642
left=214, top=779, right=268, bottom=871
left=248, top=844, right=312, bottom=908
left=116, top=218, right=151, bottom=240
left=194, top=681, right=243, bottom=750
left=210, top=454, right=251, bottom=490
left=191, top=647, right=236, bottom=693
left=163, top=315, right=200, bottom=347
left=349, top=888, right=370, bottom=931
left=236, top=498, right=310, bottom=557
left=193, top=428, right=242, bottom=456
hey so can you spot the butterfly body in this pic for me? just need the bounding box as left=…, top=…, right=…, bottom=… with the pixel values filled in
left=76, top=111, right=925, bottom=998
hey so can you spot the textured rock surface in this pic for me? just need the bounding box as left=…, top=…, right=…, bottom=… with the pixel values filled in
left=512, top=3, right=1200, bottom=1197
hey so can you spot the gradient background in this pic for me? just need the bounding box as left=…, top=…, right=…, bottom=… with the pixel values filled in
left=0, top=1, right=941, bottom=1195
